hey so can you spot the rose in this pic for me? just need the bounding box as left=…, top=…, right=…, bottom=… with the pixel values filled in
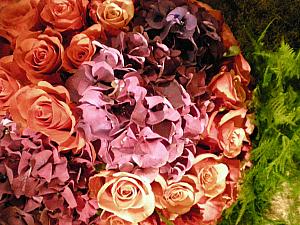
left=9, top=81, right=83, bottom=151
left=0, top=0, right=40, bottom=44
left=13, top=28, right=64, bottom=84
left=89, top=171, right=155, bottom=223
left=208, top=70, right=247, bottom=108
left=89, top=0, right=134, bottom=30
left=98, top=211, right=135, bottom=225
left=63, top=34, right=96, bottom=72
left=191, top=154, right=229, bottom=198
left=152, top=175, right=203, bottom=218
left=40, top=0, right=88, bottom=32
left=0, top=65, right=21, bottom=116
left=206, top=108, right=252, bottom=158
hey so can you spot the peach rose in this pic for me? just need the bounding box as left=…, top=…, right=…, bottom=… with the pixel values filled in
left=40, top=0, right=88, bottom=32
left=89, top=0, right=134, bottom=30
left=13, top=28, right=64, bottom=84
left=0, top=0, right=40, bottom=44
left=98, top=211, right=136, bottom=225
left=152, top=175, right=203, bottom=218
left=89, top=171, right=155, bottom=223
left=62, top=24, right=103, bottom=72
left=191, top=154, right=229, bottom=198
left=233, top=54, right=251, bottom=85
left=208, top=70, right=246, bottom=108
left=0, top=65, right=21, bottom=116
left=206, top=108, right=252, bottom=158
left=9, top=81, right=83, bottom=151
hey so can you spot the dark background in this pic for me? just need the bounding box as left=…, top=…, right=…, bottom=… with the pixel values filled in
left=202, top=0, right=300, bottom=54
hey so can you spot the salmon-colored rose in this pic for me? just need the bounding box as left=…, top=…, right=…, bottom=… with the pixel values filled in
left=89, top=0, right=134, bottom=30
left=0, top=55, right=29, bottom=85
left=0, top=0, right=40, bottom=44
left=62, top=25, right=103, bottom=72
left=89, top=171, right=155, bottom=223
left=152, top=175, right=203, bottom=218
left=206, top=108, right=252, bottom=158
left=0, top=65, right=21, bottom=116
left=98, top=211, right=136, bottom=225
left=233, top=54, right=251, bottom=85
left=208, top=70, right=247, bottom=108
left=9, top=81, right=83, bottom=151
left=13, top=28, right=63, bottom=84
left=191, top=154, right=229, bottom=198
left=41, top=0, right=88, bottom=32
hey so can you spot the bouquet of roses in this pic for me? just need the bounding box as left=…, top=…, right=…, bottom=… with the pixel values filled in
left=0, top=0, right=254, bottom=224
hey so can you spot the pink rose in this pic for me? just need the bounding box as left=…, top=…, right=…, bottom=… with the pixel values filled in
left=205, top=108, right=252, bottom=158
left=208, top=70, right=247, bottom=108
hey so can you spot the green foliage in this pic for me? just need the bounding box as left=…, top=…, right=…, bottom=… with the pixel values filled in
left=219, top=33, right=300, bottom=225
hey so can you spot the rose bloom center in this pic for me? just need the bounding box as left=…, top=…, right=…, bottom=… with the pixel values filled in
left=200, top=166, right=218, bottom=190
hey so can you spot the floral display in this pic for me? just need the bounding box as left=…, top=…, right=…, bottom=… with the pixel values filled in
left=0, top=0, right=254, bottom=224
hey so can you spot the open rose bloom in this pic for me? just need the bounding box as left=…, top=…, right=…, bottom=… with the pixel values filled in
left=0, top=0, right=254, bottom=224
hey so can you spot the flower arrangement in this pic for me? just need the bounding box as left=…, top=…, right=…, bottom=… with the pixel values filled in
left=0, top=0, right=254, bottom=224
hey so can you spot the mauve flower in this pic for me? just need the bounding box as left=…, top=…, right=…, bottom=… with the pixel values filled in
left=77, top=87, right=117, bottom=142
left=109, top=125, right=169, bottom=169
left=161, top=6, right=198, bottom=40
left=66, top=60, right=115, bottom=102
left=111, top=30, right=150, bottom=68
left=145, top=0, right=176, bottom=30
left=93, top=41, right=124, bottom=68
left=144, top=37, right=181, bottom=82
left=0, top=119, right=98, bottom=224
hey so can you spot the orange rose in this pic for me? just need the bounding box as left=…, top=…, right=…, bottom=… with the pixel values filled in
left=152, top=175, right=203, bottom=218
left=206, top=108, right=252, bottom=158
left=89, top=171, right=155, bottom=223
left=62, top=24, right=103, bottom=72
left=9, top=81, right=83, bottom=151
left=208, top=70, right=247, bottom=108
left=0, top=0, right=40, bottom=45
left=89, top=0, right=134, bottom=30
left=13, top=28, right=64, bottom=84
left=0, top=65, right=21, bottom=116
left=191, top=154, right=229, bottom=198
left=40, top=0, right=88, bottom=32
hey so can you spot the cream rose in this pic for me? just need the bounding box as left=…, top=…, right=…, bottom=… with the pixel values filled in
left=89, top=171, right=155, bottom=223
left=89, top=0, right=134, bottom=30
left=191, top=154, right=229, bottom=198
left=152, top=175, right=203, bottom=218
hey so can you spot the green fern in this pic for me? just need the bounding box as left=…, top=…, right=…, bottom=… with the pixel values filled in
left=219, top=30, right=300, bottom=225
